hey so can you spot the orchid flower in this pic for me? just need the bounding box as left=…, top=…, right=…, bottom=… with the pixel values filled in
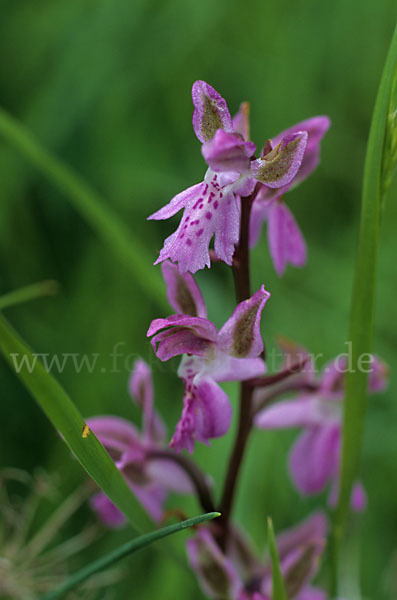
left=147, top=261, right=270, bottom=452
left=87, top=359, right=193, bottom=526
left=187, top=512, right=328, bottom=600
left=250, top=116, right=330, bottom=276
left=149, top=80, right=308, bottom=273
left=255, top=350, right=388, bottom=509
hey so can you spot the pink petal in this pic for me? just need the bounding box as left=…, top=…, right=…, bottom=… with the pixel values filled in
left=267, top=202, right=307, bottom=276
left=148, top=182, right=204, bottom=221
left=192, top=80, right=233, bottom=143
left=161, top=260, right=207, bottom=318
left=187, top=528, right=241, bottom=599
left=368, top=355, right=389, bottom=393
left=130, top=482, right=166, bottom=523
left=276, top=512, right=328, bottom=560
left=87, top=416, right=141, bottom=461
left=232, top=101, right=251, bottom=141
left=153, top=174, right=240, bottom=273
left=150, top=327, right=215, bottom=361
left=170, top=378, right=232, bottom=452
left=147, top=314, right=218, bottom=340
left=250, top=132, right=308, bottom=189
left=272, top=116, right=331, bottom=187
left=129, top=359, right=166, bottom=443
left=297, top=587, right=327, bottom=600
left=147, top=459, right=194, bottom=493
left=90, top=492, right=126, bottom=528
left=289, top=425, right=340, bottom=495
left=217, top=285, right=271, bottom=358
left=207, top=355, right=266, bottom=383
left=255, top=397, right=324, bottom=430
left=202, top=129, right=255, bottom=173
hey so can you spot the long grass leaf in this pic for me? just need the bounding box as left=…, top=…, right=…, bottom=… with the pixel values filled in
left=331, top=21, right=397, bottom=596
left=0, top=280, right=59, bottom=311
left=0, top=313, right=152, bottom=533
left=41, top=512, right=220, bottom=600
left=0, top=106, right=167, bottom=310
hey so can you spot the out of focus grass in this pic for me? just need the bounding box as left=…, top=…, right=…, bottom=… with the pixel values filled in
left=0, top=1, right=396, bottom=598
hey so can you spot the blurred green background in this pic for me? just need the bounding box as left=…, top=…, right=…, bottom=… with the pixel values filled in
left=0, top=1, right=396, bottom=598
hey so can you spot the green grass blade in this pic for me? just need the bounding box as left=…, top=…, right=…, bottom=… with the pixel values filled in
left=41, top=512, right=220, bottom=600
left=0, top=313, right=152, bottom=533
left=330, top=22, right=397, bottom=596
left=267, top=518, right=287, bottom=600
left=0, top=106, right=167, bottom=310
left=0, top=280, right=59, bottom=311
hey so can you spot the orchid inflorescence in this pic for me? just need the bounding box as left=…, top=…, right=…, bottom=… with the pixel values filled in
left=87, top=81, right=388, bottom=599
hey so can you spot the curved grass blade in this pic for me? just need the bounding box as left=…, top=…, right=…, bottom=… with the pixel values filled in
left=267, top=518, right=287, bottom=600
left=41, top=512, right=220, bottom=600
left=0, top=280, right=59, bottom=311
left=0, top=313, right=152, bottom=534
left=330, top=21, right=397, bottom=596
left=0, top=106, right=167, bottom=310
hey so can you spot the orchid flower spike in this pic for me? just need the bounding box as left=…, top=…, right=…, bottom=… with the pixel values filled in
left=87, top=359, right=194, bottom=526
left=147, top=261, right=270, bottom=452
left=149, top=81, right=308, bottom=273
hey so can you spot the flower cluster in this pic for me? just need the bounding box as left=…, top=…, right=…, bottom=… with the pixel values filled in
left=188, top=512, right=328, bottom=600
left=149, top=81, right=329, bottom=275
left=85, top=80, right=389, bottom=600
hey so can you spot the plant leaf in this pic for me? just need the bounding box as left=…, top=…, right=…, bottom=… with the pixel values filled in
left=0, top=313, right=152, bottom=533
left=41, top=512, right=220, bottom=600
left=0, top=106, right=168, bottom=310
left=330, top=21, right=397, bottom=596
left=267, top=517, right=287, bottom=600
left=0, top=280, right=59, bottom=311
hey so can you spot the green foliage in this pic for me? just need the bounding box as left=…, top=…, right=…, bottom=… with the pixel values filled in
left=0, top=2, right=396, bottom=598
left=331, top=22, right=397, bottom=597
left=267, top=518, right=287, bottom=600
left=0, top=313, right=152, bottom=533
left=42, top=512, right=220, bottom=600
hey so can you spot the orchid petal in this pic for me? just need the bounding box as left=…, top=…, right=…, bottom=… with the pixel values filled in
left=170, top=378, right=232, bottom=453
left=129, top=359, right=166, bottom=443
left=130, top=482, right=166, bottom=523
left=202, top=129, right=256, bottom=173
left=289, top=425, right=340, bottom=494
left=153, top=175, right=240, bottom=273
left=218, top=285, right=270, bottom=358
left=272, top=116, right=330, bottom=187
left=206, top=355, right=266, bottom=383
left=250, top=132, right=308, bottom=188
left=192, top=80, right=233, bottom=143
left=90, top=492, right=126, bottom=528
left=146, top=459, right=194, bottom=493
left=87, top=416, right=141, bottom=462
left=233, top=101, right=251, bottom=141
left=297, top=586, right=327, bottom=600
left=148, top=182, right=204, bottom=220
left=161, top=260, right=207, bottom=318
left=255, top=397, right=324, bottom=430
left=267, top=202, right=307, bottom=276
left=187, top=528, right=241, bottom=599
left=276, top=512, right=328, bottom=560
